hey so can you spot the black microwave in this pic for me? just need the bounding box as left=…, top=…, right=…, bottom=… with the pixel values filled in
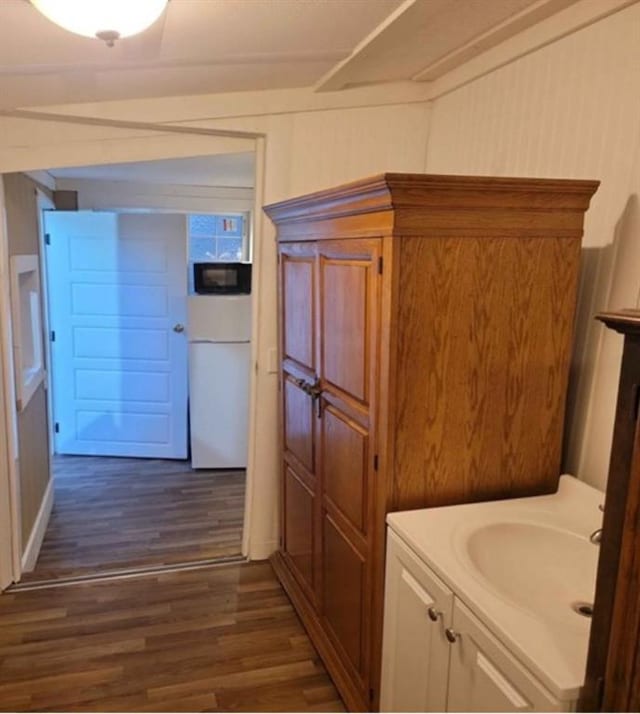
left=194, top=262, right=252, bottom=295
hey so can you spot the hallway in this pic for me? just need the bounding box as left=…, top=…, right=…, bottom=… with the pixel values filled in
left=0, top=562, right=343, bottom=712
left=22, top=456, right=245, bottom=583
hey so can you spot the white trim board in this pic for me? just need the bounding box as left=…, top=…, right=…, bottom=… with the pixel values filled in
left=13, top=82, right=431, bottom=126
left=0, top=178, right=22, bottom=582
left=36, top=189, right=55, bottom=458
left=25, top=170, right=56, bottom=192
left=423, top=0, right=637, bottom=100
left=0, top=295, right=14, bottom=590
left=20, top=478, right=53, bottom=573
left=0, top=179, right=14, bottom=590
left=55, top=178, right=254, bottom=214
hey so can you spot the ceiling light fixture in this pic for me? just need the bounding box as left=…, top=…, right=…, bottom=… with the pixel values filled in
left=30, top=0, right=169, bottom=47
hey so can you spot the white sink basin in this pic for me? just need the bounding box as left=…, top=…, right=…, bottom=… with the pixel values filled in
left=464, top=521, right=598, bottom=623
left=386, top=475, right=604, bottom=701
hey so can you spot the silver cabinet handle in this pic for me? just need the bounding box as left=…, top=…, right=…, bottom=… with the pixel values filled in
left=173, top=324, right=185, bottom=333
left=445, top=628, right=460, bottom=644
left=427, top=607, right=441, bottom=622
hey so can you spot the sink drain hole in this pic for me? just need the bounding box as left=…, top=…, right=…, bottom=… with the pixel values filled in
left=572, top=601, right=594, bottom=617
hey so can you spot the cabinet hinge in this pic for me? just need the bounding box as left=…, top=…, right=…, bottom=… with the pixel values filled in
left=54, top=422, right=60, bottom=433
left=50, top=330, right=56, bottom=342
left=377, top=256, right=383, bottom=274
left=596, top=677, right=605, bottom=710
left=44, top=233, right=51, bottom=245
left=373, top=454, right=379, bottom=471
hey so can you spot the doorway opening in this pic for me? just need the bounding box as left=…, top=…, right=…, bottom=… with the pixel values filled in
left=8, top=150, right=258, bottom=585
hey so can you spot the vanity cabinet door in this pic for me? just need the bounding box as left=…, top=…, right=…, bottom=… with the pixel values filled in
left=447, top=600, right=564, bottom=713
left=380, top=531, right=454, bottom=712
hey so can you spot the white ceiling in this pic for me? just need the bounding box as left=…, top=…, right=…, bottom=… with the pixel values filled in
left=50, top=152, right=256, bottom=187
left=0, top=0, right=583, bottom=110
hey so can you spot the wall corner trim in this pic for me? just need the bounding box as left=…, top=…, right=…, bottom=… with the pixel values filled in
left=247, top=538, right=278, bottom=562
left=20, top=477, right=53, bottom=574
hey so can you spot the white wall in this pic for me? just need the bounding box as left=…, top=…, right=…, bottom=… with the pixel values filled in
left=424, top=2, right=640, bottom=489
left=0, top=87, right=431, bottom=559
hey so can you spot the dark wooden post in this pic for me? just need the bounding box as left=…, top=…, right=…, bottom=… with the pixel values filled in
left=580, top=309, right=640, bottom=711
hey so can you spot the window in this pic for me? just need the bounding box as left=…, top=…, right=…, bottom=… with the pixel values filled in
left=188, top=213, right=249, bottom=263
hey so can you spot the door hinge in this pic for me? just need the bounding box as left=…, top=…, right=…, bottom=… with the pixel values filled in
left=377, top=256, right=383, bottom=274
left=50, top=330, right=56, bottom=342
left=54, top=422, right=60, bottom=433
left=44, top=233, right=51, bottom=245
left=373, top=454, right=379, bottom=471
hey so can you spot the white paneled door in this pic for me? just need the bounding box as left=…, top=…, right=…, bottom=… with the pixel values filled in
left=45, top=212, right=188, bottom=459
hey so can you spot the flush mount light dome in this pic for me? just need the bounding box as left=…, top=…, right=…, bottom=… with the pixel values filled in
left=31, top=0, right=168, bottom=46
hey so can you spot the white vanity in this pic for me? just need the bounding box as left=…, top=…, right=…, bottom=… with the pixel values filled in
left=380, top=476, right=603, bottom=712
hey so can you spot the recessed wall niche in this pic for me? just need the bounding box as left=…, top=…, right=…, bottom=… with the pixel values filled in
left=10, top=254, right=44, bottom=411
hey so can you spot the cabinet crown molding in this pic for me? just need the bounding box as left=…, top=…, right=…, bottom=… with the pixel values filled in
left=264, top=172, right=599, bottom=242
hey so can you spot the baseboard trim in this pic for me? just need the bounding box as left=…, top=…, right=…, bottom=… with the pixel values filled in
left=11, top=554, right=247, bottom=591
left=20, top=478, right=53, bottom=574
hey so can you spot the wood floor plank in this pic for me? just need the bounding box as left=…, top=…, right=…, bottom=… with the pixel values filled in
left=22, top=456, right=245, bottom=582
left=0, top=562, right=344, bottom=712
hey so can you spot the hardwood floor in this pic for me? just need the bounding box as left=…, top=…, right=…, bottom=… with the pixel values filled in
left=0, top=562, right=344, bottom=712
left=22, top=456, right=245, bottom=583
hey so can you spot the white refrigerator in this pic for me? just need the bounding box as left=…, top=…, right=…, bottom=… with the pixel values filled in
left=188, top=295, right=251, bottom=469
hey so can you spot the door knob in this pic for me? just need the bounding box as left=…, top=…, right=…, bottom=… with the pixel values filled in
left=173, top=324, right=185, bottom=333
left=427, top=606, right=441, bottom=622
left=445, top=628, right=460, bottom=644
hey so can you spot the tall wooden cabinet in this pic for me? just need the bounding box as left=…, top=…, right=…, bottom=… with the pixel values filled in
left=264, top=173, right=599, bottom=712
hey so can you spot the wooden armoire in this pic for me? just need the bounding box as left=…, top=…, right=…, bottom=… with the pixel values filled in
left=264, top=173, right=599, bottom=712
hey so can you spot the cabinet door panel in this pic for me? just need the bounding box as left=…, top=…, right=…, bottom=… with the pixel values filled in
left=279, top=242, right=320, bottom=605
left=448, top=600, right=562, bottom=712
left=320, top=253, right=373, bottom=404
left=322, top=406, right=368, bottom=534
left=284, top=466, right=315, bottom=594
left=282, top=253, right=315, bottom=371
left=323, top=515, right=366, bottom=676
left=380, top=531, right=454, bottom=713
left=317, top=238, right=380, bottom=697
left=284, top=378, right=314, bottom=473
